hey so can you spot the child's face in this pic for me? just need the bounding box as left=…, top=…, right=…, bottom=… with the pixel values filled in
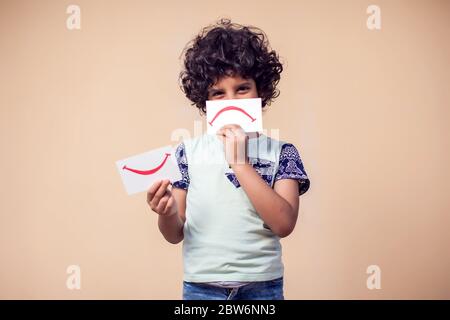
left=207, top=73, right=258, bottom=101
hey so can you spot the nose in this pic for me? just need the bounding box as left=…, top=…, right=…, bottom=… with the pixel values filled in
left=224, top=91, right=238, bottom=100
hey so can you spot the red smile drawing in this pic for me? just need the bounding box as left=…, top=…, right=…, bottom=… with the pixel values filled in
left=208, top=105, right=256, bottom=126
left=122, top=153, right=171, bottom=175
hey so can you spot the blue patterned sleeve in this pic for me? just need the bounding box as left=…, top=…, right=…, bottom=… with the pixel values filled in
left=172, top=142, right=190, bottom=190
left=274, top=143, right=310, bottom=196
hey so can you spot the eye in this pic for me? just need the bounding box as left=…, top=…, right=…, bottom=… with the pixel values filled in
left=238, top=86, right=250, bottom=92
left=212, top=91, right=224, bottom=96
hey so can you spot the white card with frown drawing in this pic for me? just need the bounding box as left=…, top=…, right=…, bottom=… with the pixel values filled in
left=206, top=97, right=263, bottom=134
left=116, top=145, right=182, bottom=195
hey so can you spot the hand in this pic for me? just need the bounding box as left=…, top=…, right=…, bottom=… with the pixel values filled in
left=146, top=179, right=177, bottom=217
left=216, top=124, right=249, bottom=166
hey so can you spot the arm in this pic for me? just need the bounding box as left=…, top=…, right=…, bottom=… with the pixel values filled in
left=217, top=124, right=308, bottom=238
left=157, top=185, right=186, bottom=244
left=147, top=179, right=186, bottom=244
left=232, top=163, right=299, bottom=238
left=154, top=141, right=190, bottom=244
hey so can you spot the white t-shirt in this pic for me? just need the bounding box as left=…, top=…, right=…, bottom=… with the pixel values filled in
left=173, top=132, right=310, bottom=283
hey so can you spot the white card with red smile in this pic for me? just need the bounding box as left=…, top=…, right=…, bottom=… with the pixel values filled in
left=206, top=97, right=263, bottom=134
left=116, top=145, right=182, bottom=195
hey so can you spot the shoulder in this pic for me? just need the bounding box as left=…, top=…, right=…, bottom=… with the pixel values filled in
left=173, top=134, right=203, bottom=154
left=279, top=142, right=302, bottom=159
left=177, top=133, right=215, bottom=150
left=272, top=139, right=310, bottom=196
left=274, top=140, right=306, bottom=170
left=256, top=134, right=287, bottom=154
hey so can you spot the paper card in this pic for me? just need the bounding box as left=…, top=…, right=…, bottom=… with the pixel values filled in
left=206, top=97, right=263, bottom=134
left=115, top=145, right=182, bottom=195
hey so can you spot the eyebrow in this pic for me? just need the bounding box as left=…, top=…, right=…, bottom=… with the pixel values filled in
left=208, top=81, right=252, bottom=94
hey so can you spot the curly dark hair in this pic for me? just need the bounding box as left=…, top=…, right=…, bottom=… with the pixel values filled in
left=178, top=18, right=284, bottom=114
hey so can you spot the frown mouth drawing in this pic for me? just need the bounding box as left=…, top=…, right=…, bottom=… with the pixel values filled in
left=208, top=106, right=256, bottom=126
left=122, top=153, right=171, bottom=175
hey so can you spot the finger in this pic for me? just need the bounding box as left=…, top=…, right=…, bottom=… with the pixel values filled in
left=217, top=126, right=231, bottom=136
left=229, top=124, right=243, bottom=131
left=164, top=186, right=173, bottom=198
left=229, top=128, right=248, bottom=164
left=229, top=126, right=245, bottom=138
left=223, top=127, right=236, bottom=139
left=216, top=127, right=228, bottom=142
left=162, top=196, right=175, bottom=215
left=156, top=195, right=170, bottom=213
left=220, top=124, right=240, bottom=130
left=156, top=179, right=171, bottom=199
left=150, top=179, right=170, bottom=208
left=218, top=124, right=239, bottom=137
left=216, top=133, right=225, bottom=145
left=147, top=179, right=163, bottom=196
left=147, top=179, right=163, bottom=203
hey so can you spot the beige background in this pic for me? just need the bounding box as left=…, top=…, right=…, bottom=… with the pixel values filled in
left=1, top=0, right=449, bottom=299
